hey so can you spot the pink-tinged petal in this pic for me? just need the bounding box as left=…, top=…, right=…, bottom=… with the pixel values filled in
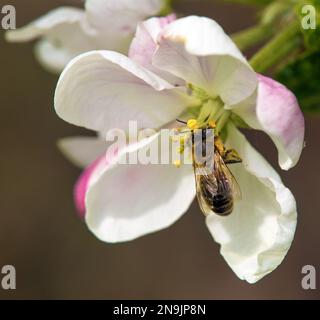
left=129, top=15, right=176, bottom=67
left=129, top=15, right=182, bottom=85
left=129, top=22, right=156, bottom=67
left=153, top=16, right=258, bottom=106
left=85, top=134, right=196, bottom=243
left=74, top=146, right=119, bottom=218
left=232, top=74, right=305, bottom=170
left=74, top=156, right=107, bottom=218
left=257, top=74, right=305, bottom=169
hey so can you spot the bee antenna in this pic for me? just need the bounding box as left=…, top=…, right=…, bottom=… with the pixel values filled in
left=176, top=119, right=187, bottom=125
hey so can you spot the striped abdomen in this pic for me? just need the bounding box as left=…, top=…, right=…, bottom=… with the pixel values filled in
left=199, top=175, right=234, bottom=216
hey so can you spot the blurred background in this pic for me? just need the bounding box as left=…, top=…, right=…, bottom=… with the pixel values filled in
left=0, top=0, right=319, bottom=300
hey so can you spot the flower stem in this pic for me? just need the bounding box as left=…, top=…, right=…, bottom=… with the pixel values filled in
left=249, top=19, right=302, bottom=73
left=232, top=24, right=274, bottom=51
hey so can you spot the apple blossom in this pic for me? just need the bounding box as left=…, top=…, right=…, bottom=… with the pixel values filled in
left=55, top=16, right=304, bottom=283
left=5, top=0, right=166, bottom=73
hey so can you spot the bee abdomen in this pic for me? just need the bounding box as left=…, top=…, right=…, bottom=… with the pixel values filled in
left=212, top=194, right=234, bottom=216
left=200, top=178, right=234, bottom=216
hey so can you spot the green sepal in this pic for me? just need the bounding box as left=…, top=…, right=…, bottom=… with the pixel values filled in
left=230, top=114, right=251, bottom=129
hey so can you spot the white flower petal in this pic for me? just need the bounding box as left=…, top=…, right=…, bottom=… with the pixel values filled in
left=153, top=16, right=258, bottom=106
left=55, top=50, right=194, bottom=133
left=85, top=134, right=196, bottom=242
left=74, top=155, right=109, bottom=218
left=5, top=7, right=94, bottom=72
left=206, top=124, right=297, bottom=283
left=5, top=7, right=85, bottom=42
left=129, top=15, right=176, bottom=67
left=85, top=0, right=165, bottom=33
left=231, top=74, right=305, bottom=170
left=5, top=6, right=131, bottom=72
left=33, top=40, right=77, bottom=74
left=58, top=136, right=109, bottom=168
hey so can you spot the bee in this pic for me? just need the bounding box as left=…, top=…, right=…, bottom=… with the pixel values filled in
left=191, top=128, right=242, bottom=217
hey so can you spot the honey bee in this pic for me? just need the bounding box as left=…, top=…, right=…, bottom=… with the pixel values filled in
left=191, top=128, right=242, bottom=217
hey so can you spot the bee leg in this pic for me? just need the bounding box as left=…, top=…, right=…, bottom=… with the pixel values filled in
left=223, top=149, right=243, bottom=164
left=214, top=136, right=225, bottom=155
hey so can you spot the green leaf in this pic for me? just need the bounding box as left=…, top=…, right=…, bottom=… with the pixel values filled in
left=276, top=51, right=320, bottom=113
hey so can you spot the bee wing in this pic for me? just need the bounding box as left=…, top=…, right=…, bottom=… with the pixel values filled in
left=194, top=166, right=218, bottom=216
left=215, top=152, right=242, bottom=202
left=193, top=151, right=242, bottom=217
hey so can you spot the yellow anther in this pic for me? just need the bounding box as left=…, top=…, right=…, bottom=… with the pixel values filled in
left=208, top=120, right=217, bottom=129
left=173, top=160, right=181, bottom=168
left=187, top=119, right=198, bottom=130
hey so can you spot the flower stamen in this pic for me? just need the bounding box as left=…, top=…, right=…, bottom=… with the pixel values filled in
left=187, top=119, right=198, bottom=130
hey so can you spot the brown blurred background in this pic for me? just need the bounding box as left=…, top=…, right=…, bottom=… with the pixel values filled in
left=0, top=0, right=319, bottom=300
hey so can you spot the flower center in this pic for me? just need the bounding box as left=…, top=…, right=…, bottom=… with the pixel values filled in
left=171, top=88, right=237, bottom=168
left=189, top=98, right=231, bottom=133
left=186, top=84, right=231, bottom=133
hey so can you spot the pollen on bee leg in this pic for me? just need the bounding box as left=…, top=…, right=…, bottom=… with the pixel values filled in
left=209, top=120, right=217, bottom=129
left=215, top=136, right=225, bottom=154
